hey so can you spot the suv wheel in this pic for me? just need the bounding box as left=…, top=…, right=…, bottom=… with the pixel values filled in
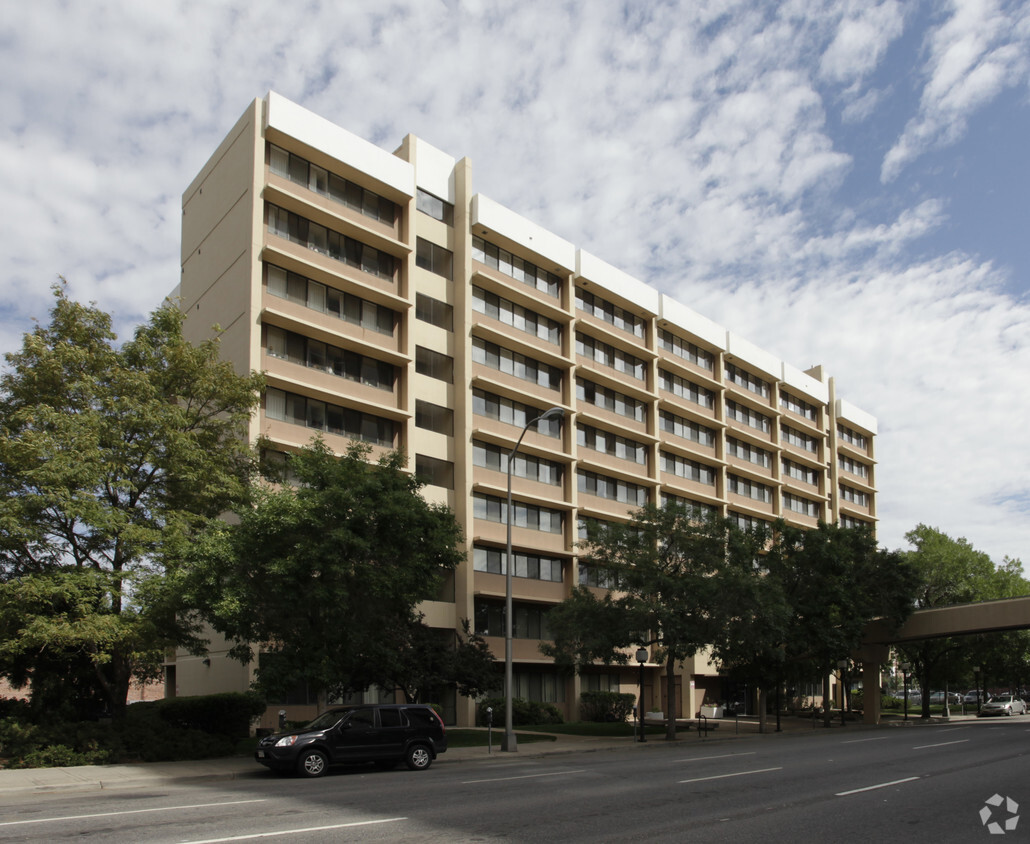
left=298, top=749, right=329, bottom=778
left=405, top=744, right=432, bottom=771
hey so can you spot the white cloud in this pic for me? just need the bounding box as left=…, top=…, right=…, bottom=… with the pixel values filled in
left=1, top=0, right=1028, bottom=564
left=881, top=0, right=1030, bottom=181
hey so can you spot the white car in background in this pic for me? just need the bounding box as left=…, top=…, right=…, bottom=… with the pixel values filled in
left=978, top=695, right=1027, bottom=717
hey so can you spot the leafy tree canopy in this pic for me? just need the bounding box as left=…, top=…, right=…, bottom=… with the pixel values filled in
left=182, top=440, right=465, bottom=704
left=0, top=284, right=262, bottom=716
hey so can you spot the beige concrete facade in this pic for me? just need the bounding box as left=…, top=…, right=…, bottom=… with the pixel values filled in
left=172, top=92, right=878, bottom=728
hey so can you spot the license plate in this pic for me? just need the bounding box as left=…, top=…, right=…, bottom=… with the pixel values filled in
left=257, top=751, right=265, bottom=758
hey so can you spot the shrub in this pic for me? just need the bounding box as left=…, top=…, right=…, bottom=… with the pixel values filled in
left=6, top=744, right=113, bottom=769
left=580, top=691, right=636, bottom=723
left=476, top=697, right=564, bottom=727
left=138, top=691, right=266, bottom=740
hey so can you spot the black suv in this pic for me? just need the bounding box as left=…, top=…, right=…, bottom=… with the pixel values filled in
left=255, top=704, right=446, bottom=777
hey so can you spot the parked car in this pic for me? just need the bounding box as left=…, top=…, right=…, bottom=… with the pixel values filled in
left=929, top=691, right=962, bottom=705
left=962, top=690, right=981, bottom=704
left=977, top=695, right=1028, bottom=717
left=255, top=704, right=447, bottom=777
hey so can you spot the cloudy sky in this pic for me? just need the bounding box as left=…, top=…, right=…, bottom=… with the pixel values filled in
left=3, top=0, right=1028, bottom=565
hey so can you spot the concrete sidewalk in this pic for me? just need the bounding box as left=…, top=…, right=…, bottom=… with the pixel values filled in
left=0, top=714, right=970, bottom=796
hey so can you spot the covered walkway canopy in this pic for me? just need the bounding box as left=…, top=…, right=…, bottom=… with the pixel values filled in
left=857, top=595, right=1030, bottom=723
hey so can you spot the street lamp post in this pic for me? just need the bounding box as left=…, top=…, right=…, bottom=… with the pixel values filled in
left=636, top=647, right=648, bottom=742
left=502, top=406, right=564, bottom=753
left=901, top=662, right=911, bottom=721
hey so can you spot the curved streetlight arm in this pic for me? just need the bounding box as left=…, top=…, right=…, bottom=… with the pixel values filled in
left=503, top=406, right=564, bottom=753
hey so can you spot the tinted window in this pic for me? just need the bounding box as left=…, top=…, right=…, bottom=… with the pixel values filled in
left=404, top=707, right=438, bottom=727
left=379, top=708, right=407, bottom=728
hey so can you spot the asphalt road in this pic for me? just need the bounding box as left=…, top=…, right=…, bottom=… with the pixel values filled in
left=0, top=719, right=1026, bottom=842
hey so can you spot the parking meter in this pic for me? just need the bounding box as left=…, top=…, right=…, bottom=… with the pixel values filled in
left=278, top=709, right=286, bottom=730
left=486, top=706, right=493, bottom=754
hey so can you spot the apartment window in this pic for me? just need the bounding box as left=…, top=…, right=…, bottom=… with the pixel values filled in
left=576, top=333, right=646, bottom=381
left=579, top=563, right=620, bottom=589
left=266, top=204, right=396, bottom=282
left=264, top=387, right=395, bottom=446
left=839, top=484, right=869, bottom=506
left=576, top=378, right=647, bottom=422
left=471, top=337, right=562, bottom=390
left=472, top=286, right=561, bottom=345
left=783, top=492, right=820, bottom=517
left=840, top=515, right=872, bottom=530
left=780, top=391, right=818, bottom=421
left=726, top=400, right=771, bottom=433
left=268, top=144, right=397, bottom=224
left=781, top=424, right=818, bottom=452
left=659, top=411, right=715, bottom=447
left=728, top=474, right=772, bottom=503
left=838, top=424, right=868, bottom=449
left=577, top=470, right=649, bottom=506
left=472, top=440, right=563, bottom=485
left=658, top=330, right=714, bottom=371
left=659, top=370, right=715, bottom=409
left=473, top=492, right=563, bottom=533
left=263, top=325, right=396, bottom=391
left=513, top=669, right=565, bottom=703
left=725, top=363, right=770, bottom=398
left=415, top=294, right=453, bottom=330
left=472, top=389, right=562, bottom=438
left=577, top=425, right=646, bottom=465
left=731, top=512, right=770, bottom=532
left=838, top=455, right=869, bottom=479
left=416, top=188, right=454, bottom=225
left=415, top=454, right=454, bottom=489
left=473, top=546, right=563, bottom=582
left=661, top=493, right=717, bottom=520
left=660, top=452, right=716, bottom=485
left=472, top=235, right=562, bottom=298
left=782, top=459, right=819, bottom=486
left=726, top=437, right=771, bottom=468
left=416, top=237, right=454, bottom=280
left=265, top=264, right=395, bottom=334
left=474, top=599, right=552, bottom=640
left=415, top=346, right=454, bottom=383
left=582, top=673, right=621, bottom=692
left=575, top=289, right=645, bottom=338
left=415, top=400, right=453, bottom=435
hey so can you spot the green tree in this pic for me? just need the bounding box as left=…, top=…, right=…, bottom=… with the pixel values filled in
left=713, top=521, right=915, bottom=729
left=183, top=440, right=465, bottom=705
left=0, top=284, right=262, bottom=717
left=897, top=525, right=1022, bottom=718
left=376, top=619, right=498, bottom=704
left=545, top=503, right=749, bottom=741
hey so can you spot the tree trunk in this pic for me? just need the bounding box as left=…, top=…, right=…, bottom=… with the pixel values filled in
left=664, top=659, right=677, bottom=741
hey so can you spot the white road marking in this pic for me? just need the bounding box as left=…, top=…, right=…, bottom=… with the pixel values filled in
left=0, top=799, right=266, bottom=828
left=912, top=739, right=969, bottom=749
left=840, top=736, right=890, bottom=744
left=462, top=768, right=586, bottom=784
left=178, top=818, right=407, bottom=843
left=836, top=776, right=920, bottom=796
left=679, top=766, right=782, bottom=784
left=680, top=752, right=757, bottom=761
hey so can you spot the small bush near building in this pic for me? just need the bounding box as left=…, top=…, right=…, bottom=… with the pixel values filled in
left=148, top=692, right=267, bottom=740
left=476, top=697, right=564, bottom=727
left=580, top=691, right=636, bottom=723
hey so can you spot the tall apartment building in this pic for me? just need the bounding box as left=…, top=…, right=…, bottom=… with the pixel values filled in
left=172, top=92, right=877, bottom=727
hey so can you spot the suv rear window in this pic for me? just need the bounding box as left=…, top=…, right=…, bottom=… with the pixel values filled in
left=379, top=708, right=407, bottom=728
left=404, top=707, right=438, bottom=727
